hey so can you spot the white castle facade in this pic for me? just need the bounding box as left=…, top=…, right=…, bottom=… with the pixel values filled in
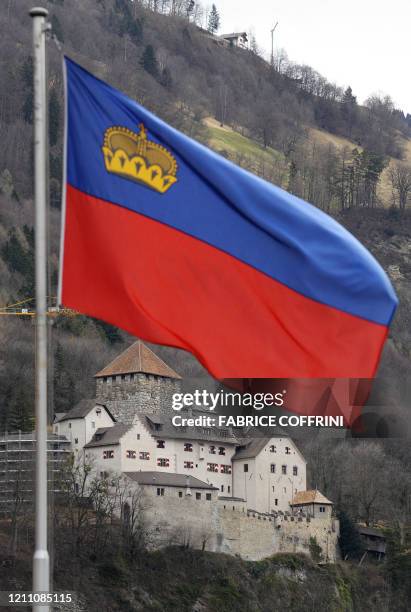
left=54, top=341, right=339, bottom=561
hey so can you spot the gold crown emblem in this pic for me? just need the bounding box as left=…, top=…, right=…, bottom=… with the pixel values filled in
left=102, top=123, right=178, bottom=194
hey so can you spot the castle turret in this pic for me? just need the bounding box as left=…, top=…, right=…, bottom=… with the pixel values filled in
left=95, top=341, right=182, bottom=423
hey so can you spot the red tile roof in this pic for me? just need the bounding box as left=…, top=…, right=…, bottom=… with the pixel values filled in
left=290, top=490, right=333, bottom=506
left=95, top=340, right=181, bottom=379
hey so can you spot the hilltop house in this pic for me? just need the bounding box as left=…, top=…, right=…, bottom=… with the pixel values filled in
left=220, top=32, right=248, bottom=49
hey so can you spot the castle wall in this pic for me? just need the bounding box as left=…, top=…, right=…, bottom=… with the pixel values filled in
left=96, top=374, right=181, bottom=423
left=217, top=509, right=278, bottom=560
left=125, top=481, right=339, bottom=563
left=136, top=485, right=221, bottom=552
left=276, top=513, right=340, bottom=562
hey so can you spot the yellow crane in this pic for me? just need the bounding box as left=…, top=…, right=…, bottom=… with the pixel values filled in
left=0, top=297, right=78, bottom=317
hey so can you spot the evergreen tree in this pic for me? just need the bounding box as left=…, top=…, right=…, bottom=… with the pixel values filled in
left=341, top=86, right=357, bottom=137
left=140, top=45, right=159, bottom=79
left=0, top=169, right=15, bottom=199
left=338, top=510, right=364, bottom=560
left=186, top=0, right=195, bottom=19
left=342, top=86, right=356, bottom=105
left=207, top=4, right=220, bottom=34
left=51, top=14, right=64, bottom=43
left=8, top=386, right=34, bottom=432
left=94, top=320, right=122, bottom=344
left=111, top=0, right=143, bottom=44
left=2, top=227, right=33, bottom=281
left=49, top=86, right=61, bottom=147
left=161, top=67, right=173, bottom=90
left=54, top=342, right=76, bottom=413
left=21, top=56, right=33, bottom=124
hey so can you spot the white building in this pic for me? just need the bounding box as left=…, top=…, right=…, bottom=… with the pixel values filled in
left=84, top=411, right=238, bottom=497
left=82, top=409, right=306, bottom=513
left=220, top=32, right=249, bottom=49
left=53, top=400, right=116, bottom=453
left=232, top=437, right=306, bottom=514
left=290, top=490, right=333, bottom=519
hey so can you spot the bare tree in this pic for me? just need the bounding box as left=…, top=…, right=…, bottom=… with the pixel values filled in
left=382, top=458, right=411, bottom=546
left=390, top=162, right=411, bottom=210
left=119, top=480, right=151, bottom=555
left=345, top=442, right=386, bottom=526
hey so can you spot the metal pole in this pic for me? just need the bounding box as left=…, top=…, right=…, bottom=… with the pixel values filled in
left=29, top=7, right=50, bottom=611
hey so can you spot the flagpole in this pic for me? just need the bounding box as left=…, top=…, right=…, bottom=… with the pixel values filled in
left=30, top=7, right=50, bottom=610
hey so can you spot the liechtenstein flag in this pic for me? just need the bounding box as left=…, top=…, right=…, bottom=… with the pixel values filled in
left=59, top=57, right=397, bottom=378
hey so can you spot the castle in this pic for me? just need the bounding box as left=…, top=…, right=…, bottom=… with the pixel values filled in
left=53, top=340, right=339, bottom=562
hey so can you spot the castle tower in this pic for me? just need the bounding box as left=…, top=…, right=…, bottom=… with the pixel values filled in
left=95, top=341, right=182, bottom=424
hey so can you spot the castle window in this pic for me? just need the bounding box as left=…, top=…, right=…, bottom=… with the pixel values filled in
left=272, top=486, right=275, bottom=492
left=243, top=464, right=248, bottom=473
left=184, top=461, right=194, bottom=469
left=209, top=445, right=216, bottom=454
left=136, top=434, right=140, bottom=440
left=156, top=488, right=165, bottom=496
left=270, top=464, right=276, bottom=473
left=220, top=465, right=231, bottom=474
left=103, top=450, right=114, bottom=459
left=207, top=463, right=219, bottom=473
left=178, top=491, right=183, bottom=498
left=121, top=374, right=126, bottom=381
left=228, top=485, right=231, bottom=494
left=139, top=451, right=150, bottom=460
left=282, top=465, right=287, bottom=474
left=103, top=377, right=107, bottom=383
left=218, top=447, right=226, bottom=455
left=74, top=438, right=78, bottom=444
left=126, top=450, right=136, bottom=459
left=157, top=458, right=169, bottom=467
left=219, top=429, right=229, bottom=437
left=68, top=423, right=71, bottom=429
left=319, top=506, right=325, bottom=513
left=100, top=471, right=109, bottom=479
left=196, top=492, right=201, bottom=500
left=269, top=445, right=276, bottom=453
left=221, top=485, right=224, bottom=492
left=206, top=493, right=212, bottom=501
left=91, top=421, right=95, bottom=429
left=283, top=487, right=286, bottom=493
left=157, top=440, right=165, bottom=449
left=275, top=499, right=278, bottom=506
left=285, top=446, right=291, bottom=454
left=184, top=443, right=193, bottom=452
left=293, top=466, right=298, bottom=476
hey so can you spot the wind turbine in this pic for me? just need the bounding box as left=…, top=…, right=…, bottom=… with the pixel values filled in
left=271, top=22, right=278, bottom=67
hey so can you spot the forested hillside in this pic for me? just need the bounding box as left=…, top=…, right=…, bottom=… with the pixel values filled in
left=0, top=0, right=411, bottom=428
